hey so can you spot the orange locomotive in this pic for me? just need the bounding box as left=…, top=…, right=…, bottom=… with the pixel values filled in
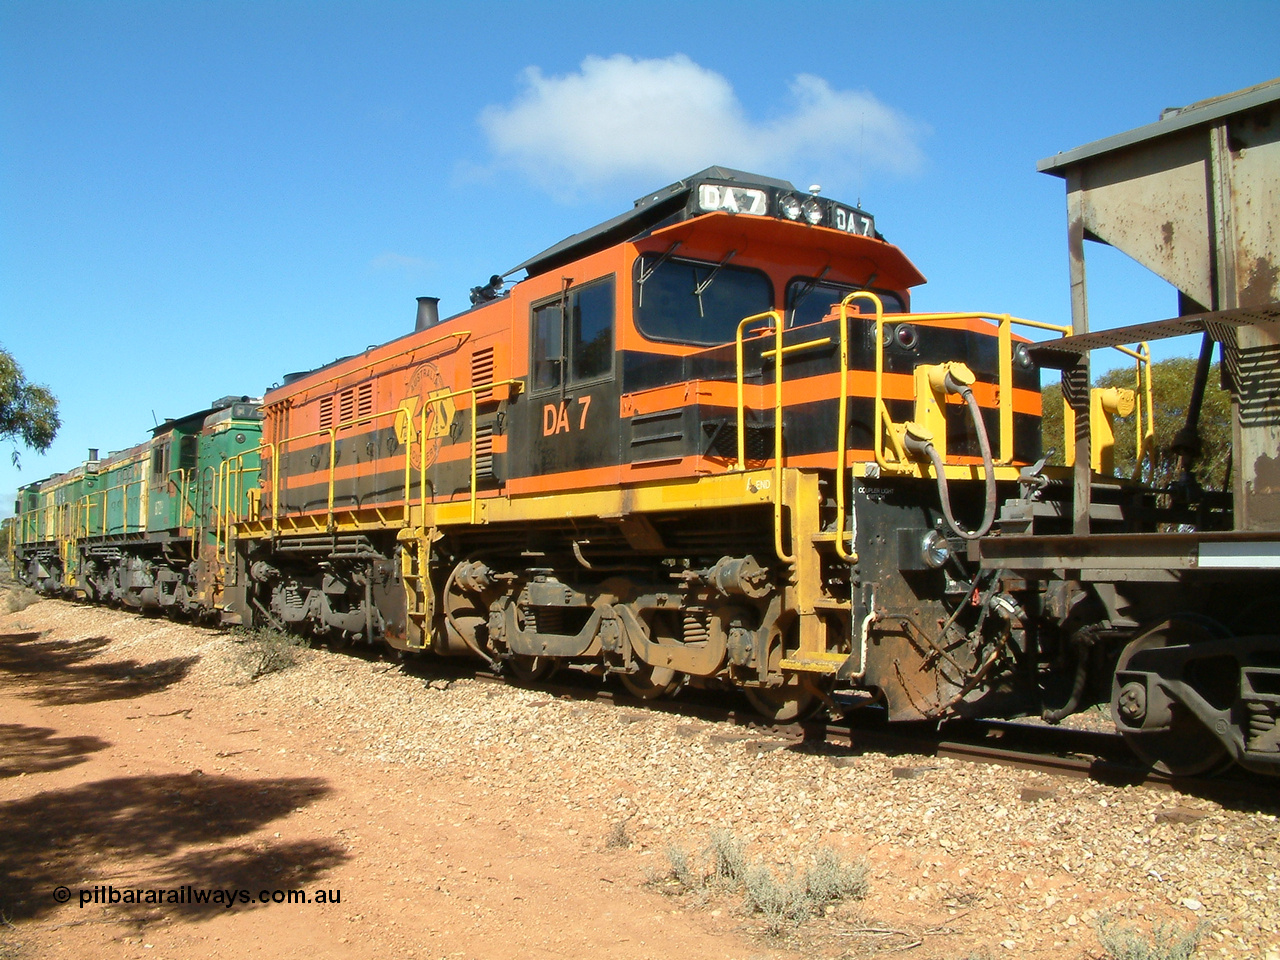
left=232, top=166, right=1048, bottom=723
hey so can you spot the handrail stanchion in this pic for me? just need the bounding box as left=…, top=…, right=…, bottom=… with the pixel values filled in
left=733, top=311, right=780, bottom=471
left=834, top=292, right=889, bottom=563
left=998, top=314, right=1014, bottom=463
left=772, top=311, right=789, bottom=564
left=730, top=310, right=790, bottom=562
left=326, top=428, right=337, bottom=531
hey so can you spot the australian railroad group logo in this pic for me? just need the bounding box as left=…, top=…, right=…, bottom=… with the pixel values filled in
left=401, top=362, right=456, bottom=471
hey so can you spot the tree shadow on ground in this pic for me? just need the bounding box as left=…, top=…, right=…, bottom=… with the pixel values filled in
left=0, top=772, right=346, bottom=923
left=0, top=722, right=110, bottom=778
left=0, top=630, right=197, bottom=706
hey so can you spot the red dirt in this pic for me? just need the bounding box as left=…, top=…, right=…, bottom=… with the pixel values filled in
left=0, top=604, right=792, bottom=960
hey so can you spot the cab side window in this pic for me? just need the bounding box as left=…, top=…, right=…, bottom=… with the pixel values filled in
left=531, top=275, right=615, bottom=393
left=532, top=300, right=563, bottom=392
left=179, top=434, right=199, bottom=475
left=150, top=442, right=170, bottom=488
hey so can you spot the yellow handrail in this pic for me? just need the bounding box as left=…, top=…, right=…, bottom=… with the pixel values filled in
left=733, top=311, right=782, bottom=471
left=264, top=403, right=416, bottom=533
left=833, top=292, right=891, bottom=562
left=100, top=477, right=145, bottom=535
left=1061, top=341, right=1153, bottom=478
left=1122, top=343, right=1155, bottom=482
left=872, top=304, right=909, bottom=472
left=870, top=311, right=1073, bottom=471
left=417, top=379, right=524, bottom=527
left=214, top=454, right=262, bottom=563
left=730, top=311, right=795, bottom=562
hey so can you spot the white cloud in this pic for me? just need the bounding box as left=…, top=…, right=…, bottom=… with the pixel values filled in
left=479, top=54, right=925, bottom=196
left=368, top=252, right=432, bottom=276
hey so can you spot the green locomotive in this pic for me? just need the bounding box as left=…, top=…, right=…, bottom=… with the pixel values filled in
left=7, top=396, right=262, bottom=621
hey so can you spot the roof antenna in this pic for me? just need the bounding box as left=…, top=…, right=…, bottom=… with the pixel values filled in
left=857, top=112, right=865, bottom=208
left=151, top=410, right=158, bottom=426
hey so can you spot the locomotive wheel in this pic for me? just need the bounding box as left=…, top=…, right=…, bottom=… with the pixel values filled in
left=742, top=634, right=826, bottom=723
left=743, top=675, right=819, bottom=723
left=507, top=654, right=554, bottom=683
left=1112, top=616, right=1233, bottom=778
left=620, top=662, right=681, bottom=700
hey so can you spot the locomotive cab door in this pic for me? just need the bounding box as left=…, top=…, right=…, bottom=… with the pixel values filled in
left=512, top=274, right=622, bottom=487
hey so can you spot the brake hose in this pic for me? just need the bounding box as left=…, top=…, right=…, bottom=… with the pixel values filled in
left=904, top=373, right=998, bottom=540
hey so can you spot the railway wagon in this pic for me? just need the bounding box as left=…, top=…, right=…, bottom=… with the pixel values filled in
left=235, top=165, right=1053, bottom=723
left=10, top=397, right=263, bottom=618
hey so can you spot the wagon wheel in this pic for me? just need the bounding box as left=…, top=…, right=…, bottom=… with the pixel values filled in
left=620, top=662, right=682, bottom=700
left=1112, top=616, right=1234, bottom=778
left=507, top=654, right=555, bottom=683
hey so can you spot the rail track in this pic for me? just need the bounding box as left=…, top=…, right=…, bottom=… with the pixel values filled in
left=464, top=666, right=1279, bottom=803
left=4, top=587, right=1271, bottom=801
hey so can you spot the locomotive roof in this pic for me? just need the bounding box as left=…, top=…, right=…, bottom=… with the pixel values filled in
left=506, top=166, right=875, bottom=280
left=148, top=396, right=260, bottom=437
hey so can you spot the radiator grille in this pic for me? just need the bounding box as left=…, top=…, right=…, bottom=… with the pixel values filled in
left=474, top=423, right=495, bottom=479
left=471, top=347, right=495, bottom=402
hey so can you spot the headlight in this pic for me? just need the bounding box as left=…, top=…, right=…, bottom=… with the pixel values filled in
left=779, top=195, right=802, bottom=220
left=921, top=530, right=952, bottom=569
left=801, top=198, right=824, bottom=225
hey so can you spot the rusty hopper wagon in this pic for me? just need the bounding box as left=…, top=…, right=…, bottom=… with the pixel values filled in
left=983, top=79, right=1280, bottom=776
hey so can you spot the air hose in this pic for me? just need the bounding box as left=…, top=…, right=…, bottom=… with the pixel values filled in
left=903, top=369, right=998, bottom=541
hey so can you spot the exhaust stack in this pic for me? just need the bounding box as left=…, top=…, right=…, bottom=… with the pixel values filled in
left=415, top=296, right=440, bottom=332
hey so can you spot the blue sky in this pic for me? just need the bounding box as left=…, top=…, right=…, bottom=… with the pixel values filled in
left=2, top=0, right=1277, bottom=513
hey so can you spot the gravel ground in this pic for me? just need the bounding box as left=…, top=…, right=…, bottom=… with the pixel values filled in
left=4, top=595, right=1279, bottom=959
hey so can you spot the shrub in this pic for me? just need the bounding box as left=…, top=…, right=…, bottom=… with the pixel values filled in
left=707, top=828, right=747, bottom=887
left=0, top=584, right=39, bottom=615
left=1095, top=915, right=1204, bottom=960
left=664, top=842, right=697, bottom=889
left=740, top=846, right=868, bottom=932
left=742, top=863, right=808, bottom=932
left=605, top=819, right=630, bottom=849
left=236, top=627, right=308, bottom=681
left=804, top=846, right=868, bottom=905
